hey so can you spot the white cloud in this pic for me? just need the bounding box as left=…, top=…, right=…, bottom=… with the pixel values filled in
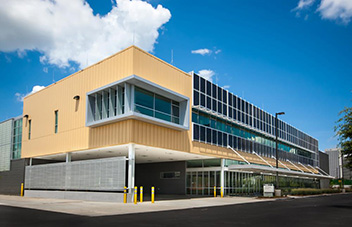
left=294, top=0, right=316, bottom=10
left=198, top=69, right=215, bottom=82
left=43, top=67, right=48, bottom=73
left=318, top=0, right=352, bottom=23
left=0, top=0, right=171, bottom=68
left=215, top=49, right=222, bottom=54
left=294, top=0, right=352, bottom=23
left=15, top=85, right=46, bottom=102
left=223, top=85, right=230, bottom=89
left=191, top=48, right=212, bottom=56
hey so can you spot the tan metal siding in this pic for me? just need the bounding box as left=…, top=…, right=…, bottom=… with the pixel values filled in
left=22, top=47, right=134, bottom=158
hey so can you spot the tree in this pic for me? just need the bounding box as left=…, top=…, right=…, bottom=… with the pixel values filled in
left=335, top=107, right=352, bottom=170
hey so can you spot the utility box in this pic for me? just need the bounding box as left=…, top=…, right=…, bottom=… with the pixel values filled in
left=263, top=184, right=274, bottom=197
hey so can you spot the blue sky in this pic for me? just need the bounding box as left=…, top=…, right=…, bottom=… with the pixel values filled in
left=0, top=0, right=351, bottom=151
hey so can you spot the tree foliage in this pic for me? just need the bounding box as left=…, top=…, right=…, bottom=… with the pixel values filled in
left=335, top=107, right=352, bottom=170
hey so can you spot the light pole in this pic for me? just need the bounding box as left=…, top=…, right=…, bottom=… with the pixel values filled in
left=275, top=112, right=285, bottom=189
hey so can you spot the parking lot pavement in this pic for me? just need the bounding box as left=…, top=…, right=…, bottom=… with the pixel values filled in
left=0, top=193, right=351, bottom=227
left=0, top=194, right=273, bottom=216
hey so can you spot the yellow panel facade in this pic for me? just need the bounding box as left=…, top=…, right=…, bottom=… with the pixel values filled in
left=21, top=46, right=196, bottom=158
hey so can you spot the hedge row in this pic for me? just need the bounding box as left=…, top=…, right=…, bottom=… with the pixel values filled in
left=290, top=188, right=340, bottom=195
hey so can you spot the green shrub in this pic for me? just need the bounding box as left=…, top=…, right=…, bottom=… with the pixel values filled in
left=290, top=188, right=340, bottom=195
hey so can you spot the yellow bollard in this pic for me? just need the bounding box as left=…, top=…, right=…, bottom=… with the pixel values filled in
left=221, top=187, right=223, bottom=198
left=123, top=186, right=127, bottom=203
left=140, top=186, right=143, bottom=203
left=134, top=186, right=138, bottom=204
left=20, top=183, right=24, bottom=197
left=214, top=186, right=216, bottom=197
left=151, top=186, right=155, bottom=203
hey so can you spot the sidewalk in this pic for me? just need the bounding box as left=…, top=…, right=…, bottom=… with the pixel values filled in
left=0, top=195, right=274, bottom=217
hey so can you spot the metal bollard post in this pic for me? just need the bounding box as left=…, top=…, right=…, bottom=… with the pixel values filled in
left=140, top=186, right=143, bottom=203
left=134, top=186, right=138, bottom=204
left=214, top=186, right=216, bottom=197
left=123, top=186, right=127, bottom=203
left=151, top=186, right=155, bottom=203
left=221, top=187, right=224, bottom=198
left=20, top=183, right=24, bottom=197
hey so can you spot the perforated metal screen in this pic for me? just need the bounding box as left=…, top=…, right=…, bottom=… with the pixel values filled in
left=25, top=157, right=126, bottom=191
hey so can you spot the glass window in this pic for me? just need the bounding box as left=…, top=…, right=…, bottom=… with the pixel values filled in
left=28, top=119, right=31, bottom=140
left=212, top=99, right=217, bottom=112
left=212, top=84, right=217, bottom=99
left=223, top=104, right=227, bottom=116
left=212, top=130, right=217, bottom=144
left=172, top=105, right=179, bottom=117
left=206, top=81, right=212, bottom=96
left=223, top=90, right=227, bottom=103
left=206, top=128, right=211, bottom=143
left=54, top=110, right=58, bottom=133
left=135, top=105, right=153, bottom=117
left=206, top=96, right=211, bottom=109
left=135, top=87, right=154, bottom=109
left=155, top=94, right=171, bottom=114
left=194, top=74, right=199, bottom=90
left=217, top=87, right=222, bottom=102
left=201, top=94, right=205, bottom=106
left=200, top=126, right=206, bottom=142
left=194, top=124, right=199, bottom=140
left=194, top=90, right=199, bottom=106
left=155, top=112, right=171, bottom=122
left=200, top=77, right=206, bottom=93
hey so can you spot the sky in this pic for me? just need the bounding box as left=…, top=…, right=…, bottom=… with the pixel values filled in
left=0, top=0, right=351, bottom=151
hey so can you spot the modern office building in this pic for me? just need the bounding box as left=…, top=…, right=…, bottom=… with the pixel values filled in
left=0, top=116, right=26, bottom=195
left=326, top=148, right=352, bottom=180
left=0, top=46, right=332, bottom=201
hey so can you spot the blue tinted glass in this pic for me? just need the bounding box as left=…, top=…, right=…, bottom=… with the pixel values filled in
left=135, top=87, right=153, bottom=109
left=155, top=111, right=171, bottom=122
left=155, top=94, right=171, bottom=114
left=135, top=105, right=153, bottom=117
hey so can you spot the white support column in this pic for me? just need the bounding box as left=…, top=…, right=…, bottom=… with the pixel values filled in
left=29, top=158, right=32, bottom=166
left=220, top=158, right=225, bottom=196
left=128, top=143, right=135, bottom=197
left=66, top=152, right=71, bottom=163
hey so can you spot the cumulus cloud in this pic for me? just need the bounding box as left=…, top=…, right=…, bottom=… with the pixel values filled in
left=0, top=0, right=171, bottom=68
left=223, top=85, right=230, bottom=89
left=191, top=48, right=212, bottom=56
left=294, top=0, right=352, bottom=23
left=198, top=69, right=215, bottom=82
left=15, top=85, right=46, bottom=102
left=318, top=0, right=352, bottom=22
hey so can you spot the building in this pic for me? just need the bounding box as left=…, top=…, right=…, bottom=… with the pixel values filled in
left=318, top=151, right=330, bottom=188
left=0, top=116, right=27, bottom=195
left=0, top=46, right=332, bottom=201
left=326, top=148, right=352, bottom=180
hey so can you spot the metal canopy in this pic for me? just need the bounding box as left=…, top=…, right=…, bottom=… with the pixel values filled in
left=228, top=164, right=334, bottom=179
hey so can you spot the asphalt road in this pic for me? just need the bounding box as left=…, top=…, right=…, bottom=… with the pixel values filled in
left=1, top=193, right=351, bottom=227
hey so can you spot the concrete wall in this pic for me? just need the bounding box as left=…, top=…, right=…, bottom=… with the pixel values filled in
left=319, top=151, right=330, bottom=189
left=0, top=159, right=27, bottom=195
left=135, top=161, right=186, bottom=195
